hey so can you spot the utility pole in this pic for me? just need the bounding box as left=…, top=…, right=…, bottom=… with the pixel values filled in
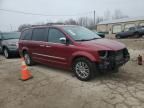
left=94, top=10, right=95, bottom=25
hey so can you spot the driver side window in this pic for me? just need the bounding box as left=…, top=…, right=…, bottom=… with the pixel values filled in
left=48, top=28, right=65, bottom=43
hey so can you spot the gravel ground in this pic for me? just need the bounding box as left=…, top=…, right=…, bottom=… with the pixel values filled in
left=0, top=38, right=144, bottom=108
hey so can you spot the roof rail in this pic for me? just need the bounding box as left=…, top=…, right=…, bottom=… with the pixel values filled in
left=31, top=23, right=65, bottom=27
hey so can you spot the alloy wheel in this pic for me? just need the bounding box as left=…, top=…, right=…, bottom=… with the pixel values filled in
left=75, top=61, right=90, bottom=79
left=24, top=53, right=31, bottom=65
left=4, top=49, right=9, bottom=58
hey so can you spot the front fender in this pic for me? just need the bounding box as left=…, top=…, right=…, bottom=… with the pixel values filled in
left=70, top=51, right=99, bottom=64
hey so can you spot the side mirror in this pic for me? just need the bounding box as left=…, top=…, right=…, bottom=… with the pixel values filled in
left=59, top=37, right=66, bottom=44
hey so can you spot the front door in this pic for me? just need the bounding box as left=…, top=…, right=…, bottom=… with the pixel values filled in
left=45, top=28, right=72, bottom=67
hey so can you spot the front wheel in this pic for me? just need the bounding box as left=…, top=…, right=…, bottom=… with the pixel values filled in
left=23, top=52, right=34, bottom=66
left=133, top=33, right=140, bottom=38
left=72, top=57, right=95, bottom=81
left=3, top=48, right=10, bottom=59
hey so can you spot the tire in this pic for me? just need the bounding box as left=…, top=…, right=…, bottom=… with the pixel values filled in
left=3, top=48, right=10, bottom=59
left=23, top=51, right=34, bottom=66
left=133, top=33, right=140, bottom=38
left=72, top=57, right=96, bottom=81
left=112, top=68, right=119, bottom=73
left=116, top=35, right=121, bottom=39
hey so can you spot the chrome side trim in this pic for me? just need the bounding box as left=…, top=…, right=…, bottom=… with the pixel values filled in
left=33, top=57, right=67, bottom=65
left=33, top=53, right=66, bottom=60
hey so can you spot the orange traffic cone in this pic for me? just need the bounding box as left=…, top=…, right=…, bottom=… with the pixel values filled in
left=20, top=57, right=33, bottom=81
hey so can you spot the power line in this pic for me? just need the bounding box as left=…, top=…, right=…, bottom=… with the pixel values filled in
left=0, top=8, right=93, bottom=17
left=0, top=8, right=73, bottom=16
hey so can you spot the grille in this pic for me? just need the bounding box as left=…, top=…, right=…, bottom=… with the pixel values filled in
left=108, top=48, right=129, bottom=61
left=115, top=50, right=124, bottom=60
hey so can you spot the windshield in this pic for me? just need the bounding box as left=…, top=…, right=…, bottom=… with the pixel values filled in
left=2, top=32, right=20, bottom=40
left=63, top=26, right=101, bottom=41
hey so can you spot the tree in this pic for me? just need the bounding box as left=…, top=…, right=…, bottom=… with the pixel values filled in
left=18, top=24, right=31, bottom=32
left=77, top=17, right=84, bottom=26
left=112, top=9, right=129, bottom=19
left=65, top=19, right=78, bottom=25
left=103, top=10, right=112, bottom=21
left=95, top=16, right=104, bottom=24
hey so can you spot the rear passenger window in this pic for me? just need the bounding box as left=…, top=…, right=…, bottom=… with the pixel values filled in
left=32, top=28, right=48, bottom=41
left=48, top=28, right=65, bottom=43
left=21, top=29, right=32, bottom=40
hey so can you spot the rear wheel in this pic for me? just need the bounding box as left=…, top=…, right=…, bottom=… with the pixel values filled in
left=3, top=48, right=10, bottom=59
left=72, top=57, right=96, bottom=81
left=23, top=52, right=34, bottom=66
left=116, top=35, right=121, bottom=39
left=133, top=33, right=140, bottom=38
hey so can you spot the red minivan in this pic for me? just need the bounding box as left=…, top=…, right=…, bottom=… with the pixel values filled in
left=19, top=25, right=130, bottom=81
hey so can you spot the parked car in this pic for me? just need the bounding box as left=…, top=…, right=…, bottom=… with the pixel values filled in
left=92, top=30, right=105, bottom=38
left=19, top=25, right=130, bottom=81
left=115, top=26, right=144, bottom=39
left=0, top=32, right=20, bottom=58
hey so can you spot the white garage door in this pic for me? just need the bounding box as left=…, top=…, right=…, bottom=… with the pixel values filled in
left=112, top=25, right=122, bottom=33
left=139, top=23, right=144, bottom=26
left=124, top=23, right=135, bottom=31
left=97, top=25, right=107, bottom=32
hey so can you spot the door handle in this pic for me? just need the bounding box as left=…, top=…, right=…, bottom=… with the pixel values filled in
left=40, top=45, right=45, bottom=47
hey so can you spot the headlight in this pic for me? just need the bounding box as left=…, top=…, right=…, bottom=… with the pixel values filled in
left=8, top=43, right=16, bottom=46
left=8, top=42, right=17, bottom=47
left=16, top=42, right=19, bottom=48
left=98, top=51, right=108, bottom=58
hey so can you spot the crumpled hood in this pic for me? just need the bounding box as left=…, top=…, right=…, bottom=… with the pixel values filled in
left=79, top=39, right=126, bottom=51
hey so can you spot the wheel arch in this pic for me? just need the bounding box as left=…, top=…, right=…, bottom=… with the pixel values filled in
left=2, top=45, right=8, bottom=52
left=21, top=48, right=29, bottom=56
left=70, top=51, right=98, bottom=66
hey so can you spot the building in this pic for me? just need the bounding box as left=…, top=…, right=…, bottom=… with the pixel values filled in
left=96, top=16, right=144, bottom=34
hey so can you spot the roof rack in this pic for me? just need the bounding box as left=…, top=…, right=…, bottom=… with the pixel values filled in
left=31, top=23, right=65, bottom=27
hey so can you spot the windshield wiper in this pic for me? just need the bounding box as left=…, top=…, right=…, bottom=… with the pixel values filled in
left=75, top=38, right=100, bottom=41
left=75, top=39, right=90, bottom=41
left=89, top=37, right=100, bottom=40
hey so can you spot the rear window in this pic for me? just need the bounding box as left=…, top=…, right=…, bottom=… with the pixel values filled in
left=21, top=29, right=32, bottom=40
left=2, top=32, right=20, bottom=40
left=32, top=28, right=48, bottom=42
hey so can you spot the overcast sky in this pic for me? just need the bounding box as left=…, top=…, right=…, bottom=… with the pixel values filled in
left=0, top=0, right=143, bottom=31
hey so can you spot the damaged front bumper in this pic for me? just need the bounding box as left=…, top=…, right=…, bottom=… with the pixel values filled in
left=97, top=56, right=130, bottom=71
left=97, top=48, right=130, bottom=72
